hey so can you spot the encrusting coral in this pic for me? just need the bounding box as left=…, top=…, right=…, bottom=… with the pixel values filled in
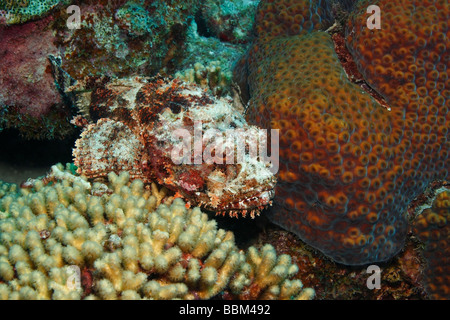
left=413, top=189, right=450, bottom=300
left=0, top=0, right=67, bottom=25
left=242, top=30, right=410, bottom=265
left=235, top=0, right=449, bottom=265
left=0, top=164, right=314, bottom=300
left=253, top=0, right=333, bottom=41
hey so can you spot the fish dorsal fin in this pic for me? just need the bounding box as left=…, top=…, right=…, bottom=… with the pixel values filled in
left=48, top=54, right=77, bottom=93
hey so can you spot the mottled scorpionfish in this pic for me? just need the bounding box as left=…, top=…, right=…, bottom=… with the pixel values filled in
left=50, top=57, right=277, bottom=218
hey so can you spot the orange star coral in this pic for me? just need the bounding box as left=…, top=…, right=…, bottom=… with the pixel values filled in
left=254, top=0, right=332, bottom=41
left=413, top=189, right=450, bottom=300
left=237, top=0, right=449, bottom=265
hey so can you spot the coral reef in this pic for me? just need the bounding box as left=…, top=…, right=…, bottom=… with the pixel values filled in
left=0, top=0, right=67, bottom=25
left=0, top=0, right=447, bottom=301
left=242, top=31, right=408, bottom=265
left=0, top=166, right=314, bottom=300
left=54, top=0, right=200, bottom=79
left=0, top=15, right=74, bottom=139
left=175, top=61, right=233, bottom=97
left=175, top=20, right=247, bottom=96
left=0, top=0, right=258, bottom=139
left=413, top=189, right=450, bottom=300
left=235, top=0, right=449, bottom=265
left=257, top=226, right=429, bottom=300
left=253, top=0, right=333, bottom=41
left=70, top=76, right=276, bottom=217
left=346, top=0, right=448, bottom=118
left=1, top=0, right=204, bottom=139
left=199, top=0, right=259, bottom=44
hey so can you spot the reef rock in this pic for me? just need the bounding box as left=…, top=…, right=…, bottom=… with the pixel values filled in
left=0, top=15, right=73, bottom=139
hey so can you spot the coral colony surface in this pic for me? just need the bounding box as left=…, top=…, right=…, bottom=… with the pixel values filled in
left=0, top=0, right=448, bottom=301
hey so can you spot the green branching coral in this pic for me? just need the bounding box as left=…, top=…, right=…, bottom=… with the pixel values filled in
left=0, top=0, right=68, bottom=24
left=0, top=165, right=314, bottom=300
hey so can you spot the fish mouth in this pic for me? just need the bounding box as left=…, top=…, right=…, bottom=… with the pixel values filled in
left=215, top=189, right=275, bottom=218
